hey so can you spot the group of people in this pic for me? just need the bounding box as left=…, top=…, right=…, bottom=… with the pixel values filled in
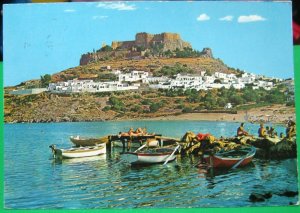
left=257, top=123, right=279, bottom=138
left=120, top=127, right=148, bottom=137
left=237, top=121, right=296, bottom=139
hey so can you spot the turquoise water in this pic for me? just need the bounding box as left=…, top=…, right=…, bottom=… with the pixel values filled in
left=4, top=121, right=299, bottom=209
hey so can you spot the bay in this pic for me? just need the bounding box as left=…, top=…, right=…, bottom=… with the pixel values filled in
left=4, top=121, right=299, bottom=209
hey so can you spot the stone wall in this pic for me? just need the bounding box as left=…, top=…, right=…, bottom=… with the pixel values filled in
left=80, top=50, right=129, bottom=65
left=111, top=32, right=191, bottom=50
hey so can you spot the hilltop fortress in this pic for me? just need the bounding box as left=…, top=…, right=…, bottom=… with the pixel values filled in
left=80, top=32, right=212, bottom=65
left=111, top=32, right=191, bottom=51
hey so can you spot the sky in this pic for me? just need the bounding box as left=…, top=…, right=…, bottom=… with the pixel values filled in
left=3, top=1, right=294, bottom=86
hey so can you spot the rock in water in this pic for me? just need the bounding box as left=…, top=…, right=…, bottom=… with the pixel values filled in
left=278, top=190, right=298, bottom=197
left=249, top=193, right=265, bottom=202
left=249, top=192, right=272, bottom=202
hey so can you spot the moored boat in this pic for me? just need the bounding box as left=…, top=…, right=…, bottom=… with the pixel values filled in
left=121, top=145, right=180, bottom=164
left=70, top=136, right=107, bottom=147
left=49, top=144, right=106, bottom=159
left=112, top=138, right=160, bottom=148
left=203, top=146, right=256, bottom=168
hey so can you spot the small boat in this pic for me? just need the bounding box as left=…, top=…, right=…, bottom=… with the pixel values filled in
left=49, top=144, right=106, bottom=159
left=70, top=136, right=107, bottom=147
left=203, top=146, right=256, bottom=168
left=113, top=139, right=159, bottom=148
left=121, top=145, right=180, bottom=164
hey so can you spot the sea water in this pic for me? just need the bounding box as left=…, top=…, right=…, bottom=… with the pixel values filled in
left=4, top=121, right=299, bottom=209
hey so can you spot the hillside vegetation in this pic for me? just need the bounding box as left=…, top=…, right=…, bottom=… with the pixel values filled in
left=4, top=84, right=290, bottom=123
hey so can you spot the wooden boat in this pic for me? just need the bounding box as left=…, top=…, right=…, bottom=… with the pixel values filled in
left=203, top=146, right=256, bottom=168
left=113, top=139, right=159, bottom=148
left=121, top=145, right=180, bottom=164
left=49, top=144, right=106, bottom=159
left=70, top=136, right=107, bottom=147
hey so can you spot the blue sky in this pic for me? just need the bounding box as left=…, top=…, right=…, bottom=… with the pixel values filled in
left=4, top=1, right=293, bottom=86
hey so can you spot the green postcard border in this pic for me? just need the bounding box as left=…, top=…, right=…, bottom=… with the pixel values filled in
left=0, top=49, right=299, bottom=213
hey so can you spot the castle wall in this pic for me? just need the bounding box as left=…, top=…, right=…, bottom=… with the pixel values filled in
left=112, top=32, right=190, bottom=50
left=81, top=32, right=193, bottom=65
left=112, top=41, right=135, bottom=50
left=135, top=32, right=154, bottom=47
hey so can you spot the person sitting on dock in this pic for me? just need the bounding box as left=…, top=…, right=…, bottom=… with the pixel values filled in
left=128, top=127, right=135, bottom=136
left=237, top=123, right=249, bottom=137
left=258, top=123, right=267, bottom=138
left=266, top=126, right=270, bottom=135
left=142, top=128, right=148, bottom=135
left=135, top=127, right=144, bottom=135
left=280, top=132, right=285, bottom=139
left=268, top=127, right=277, bottom=138
left=286, top=121, right=296, bottom=139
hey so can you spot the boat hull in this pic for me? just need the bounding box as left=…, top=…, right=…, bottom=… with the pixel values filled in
left=54, top=144, right=106, bottom=159
left=70, top=136, right=106, bottom=147
left=203, top=146, right=256, bottom=168
left=204, top=155, right=254, bottom=168
left=121, top=148, right=176, bottom=164
left=113, top=139, right=159, bottom=148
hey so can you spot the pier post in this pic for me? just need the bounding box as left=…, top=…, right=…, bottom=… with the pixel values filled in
left=107, top=135, right=112, bottom=153
left=121, top=138, right=126, bottom=152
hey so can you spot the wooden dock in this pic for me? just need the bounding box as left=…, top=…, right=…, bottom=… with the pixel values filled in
left=107, top=134, right=179, bottom=151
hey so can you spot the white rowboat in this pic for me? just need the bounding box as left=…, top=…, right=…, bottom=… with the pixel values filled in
left=121, top=146, right=179, bottom=164
left=49, top=144, right=106, bottom=159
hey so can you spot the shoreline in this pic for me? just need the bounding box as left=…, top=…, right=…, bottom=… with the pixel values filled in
left=139, top=104, right=295, bottom=125
left=4, top=105, right=295, bottom=125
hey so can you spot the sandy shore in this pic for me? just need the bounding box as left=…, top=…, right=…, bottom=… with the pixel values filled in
left=142, top=104, right=296, bottom=124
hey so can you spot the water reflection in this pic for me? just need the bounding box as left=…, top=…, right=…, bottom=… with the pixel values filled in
left=5, top=122, right=298, bottom=209
left=51, top=154, right=107, bottom=165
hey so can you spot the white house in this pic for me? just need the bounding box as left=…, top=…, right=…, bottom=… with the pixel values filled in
left=48, top=79, right=139, bottom=93
left=9, top=88, right=47, bottom=95
left=224, top=103, right=232, bottom=109
left=200, top=71, right=206, bottom=76
left=118, top=70, right=148, bottom=82
left=143, top=76, right=169, bottom=84
left=232, top=83, right=245, bottom=89
left=175, top=74, right=202, bottom=82
left=214, top=72, right=227, bottom=79
left=112, top=70, right=121, bottom=75
left=206, top=83, right=231, bottom=89
left=203, top=76, right=216, bottom=84
left=149, top=82, right=171, bottom=89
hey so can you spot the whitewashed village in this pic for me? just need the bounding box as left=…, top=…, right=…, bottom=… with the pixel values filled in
left=9, top=68, right=294, bottom=102
left=47, top=69, right=281, bottom=91
left=45, top=69, right=292, bottom=96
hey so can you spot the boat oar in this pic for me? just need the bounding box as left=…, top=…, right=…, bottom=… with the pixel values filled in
left=231, top=154, right=248, bottom=170
left=163, top=145, right=180, bottom=165
left=231, top=146, right=255, bottom=170
left=134, top=144, right=147, bottom=153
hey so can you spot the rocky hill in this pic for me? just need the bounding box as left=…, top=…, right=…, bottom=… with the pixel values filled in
left=53, top=57, right=236, bottom=84
left=4, top=32, right=258, bottom=123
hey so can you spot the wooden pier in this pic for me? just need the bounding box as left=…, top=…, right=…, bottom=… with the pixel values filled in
left=107, top=134, right=179, bottom=151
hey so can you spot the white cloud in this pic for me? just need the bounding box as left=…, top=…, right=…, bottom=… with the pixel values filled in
left=64, top=9, right=76, bottom=13
left=93, top=15, right=108, bottom=20
left=219, top=15, right=234, bottom=21
left=96, top=2, right=136, bottom=11
left=238, top=15, right=266, bottom=23
left=197, top=13, right=210, bottom=21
